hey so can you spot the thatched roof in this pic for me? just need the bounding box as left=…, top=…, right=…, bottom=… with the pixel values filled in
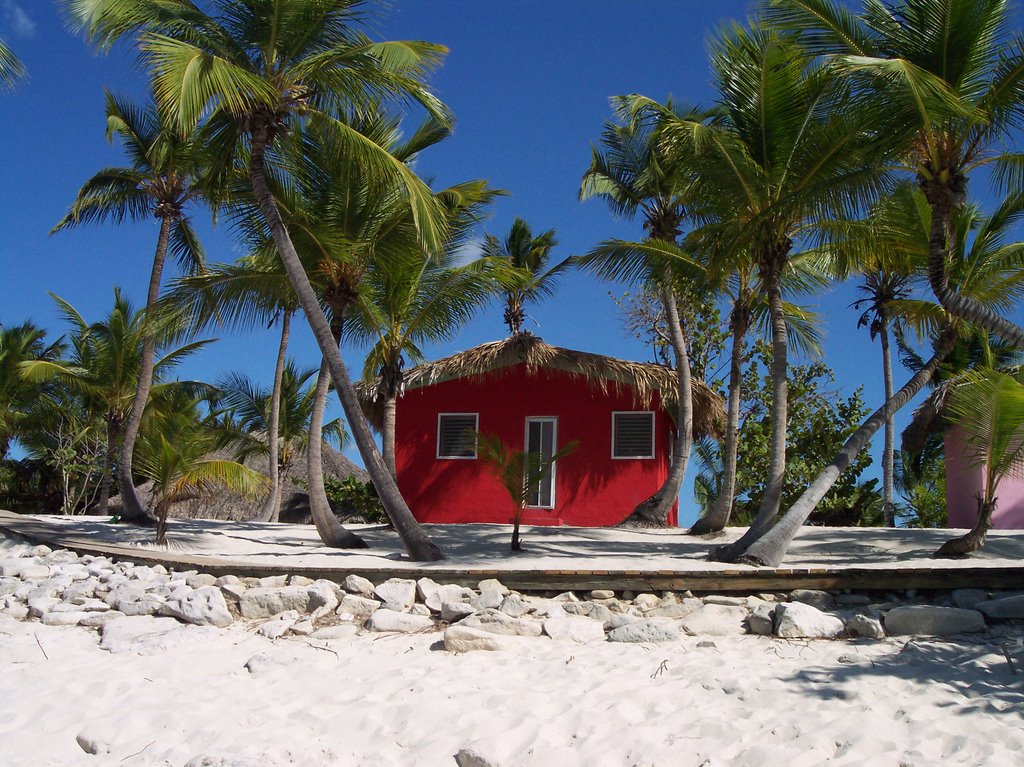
left=109, top=442, right=368, bottom=524
left=358, top=333, right=724, bottom=438
left=901, top=381, right=956, bottom=455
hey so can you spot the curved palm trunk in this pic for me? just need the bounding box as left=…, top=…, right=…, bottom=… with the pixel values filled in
left=925, top=188, right=1024, bottom=348
left=155, top=493, right=171, bottom=546
left=620, top=281, right=693, bottom=527
left=255, top=310, right=291, bottom=523
left=116, top=215, right=173, bottom=524
left=714, top=269, right=789, bottom=561
left=250, top=128, right=443, bottom=561
left=738, top=329, right=956, bottom=567
left=935, top=496, right=995, bottom=557
left=307, top=319, right=367, bottom=548
left=381, top=394, right=399, bottom=480
left=880, top=317, right=896, bottom=527
left=689, top=298, right=749, bottom=535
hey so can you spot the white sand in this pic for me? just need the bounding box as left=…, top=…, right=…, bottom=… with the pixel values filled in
left=5, top=513, right=1024, bottom=572
left=1, top=614, right=1022, bottom=766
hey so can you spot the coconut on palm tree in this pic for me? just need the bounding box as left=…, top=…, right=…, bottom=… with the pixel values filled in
left=52, top=92, right=210, bottom=523
left=766, top=0, right=1024, bottom=348
left=482, top=218, right=569, bottom=336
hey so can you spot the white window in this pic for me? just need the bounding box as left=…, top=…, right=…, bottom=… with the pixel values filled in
left=612, top=411, right=655, bottom=459
left=437, top=413, right=478, bottom=459
left=525, top=417, right=558, bottom=508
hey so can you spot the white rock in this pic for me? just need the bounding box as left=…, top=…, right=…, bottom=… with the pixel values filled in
left=220, top=583, right=247, bottom=602
left=42, top=610, right=91, bottom=626
left=425, top=583, right=473, bottom=613
left=471, top=590, right=504, bottom=610
left=460, top=609, right=543, bottom=637
left=288, top=575, right=313, bottom=587
left=884, top=606, right=986, bottom=636
left=703, top=595, right=745, bottom=606
left=160, top=586, right=233, bottom=628
left=366, top=609, right=434, bottom=633
left=342, top=574, right=376, bottom=596
left=774, top=602, right=845, bottom=639
left=444, top=625, right=524, bottom=653
left=2, top=603, right=29, bottom=620
left=29, top=545, right=52, bottom=557
left=605, top=613, right=639, bottom=631
left=239, top=586, right=319, bottom=619
left=848, top=613, right=885, bottom=639
left=290, top=619, right=315, bottom=636
left=215, top=575, right=242, bottom=587
left=416, top=577, right=442, bottom=604
left=244, top=653, right=283, bottom=675
left=257, top=575, right=289, bottom=588
left=950, top=589, right=990, bottom=609
left=336, top=595, right=380, bottom=620
left=789, top=589, right=835, bottom=610
left=257, top=610, right=299, bottom=639
left=542, top=616, right=606, bottom=643
left=680, top=604, right=749, bottom=636
left=409, top=603, right=431, bottom=617
left=455, top=748, right=502, bottom=767
left=373, top=578, right=417, bottom=612
left=306, top=581, right=340, bottom=618
left=633, top=593, right=661, bottom=610
left=186, top=573, right=217, bottom=588
left=441, top=602, right=476, bottom=623
left=27, top=596, right=60, bottom=618
left=498, top=594, right=531, bottom=618
left=79, top=611, right=125, bottom=627
left=551, top=591, right=579, bottom=603
left=118, top=595, right=165, bottom=617
left=607, top=619, right=680, bottom=643
left=99, top=616, right=210, bottom=654
left=590, top=589, right=615, bottom=600
left=976, top=595, right=1024, bottom=620
left=746, top=603, right=776, bottom=636
left=477, top=578, right=510, bottom=596
left=76, top=726, right=117, bottom=755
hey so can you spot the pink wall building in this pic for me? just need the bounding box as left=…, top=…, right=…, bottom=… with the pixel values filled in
left=945, top=424, right=1024, bottom=529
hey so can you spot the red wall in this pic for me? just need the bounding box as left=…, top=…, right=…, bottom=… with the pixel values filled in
left=395, top=364, right=676, bottom=527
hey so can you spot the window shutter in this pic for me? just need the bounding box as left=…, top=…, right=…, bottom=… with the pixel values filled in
left=438, top=414, right=478, bottom=458
left=613, top=412, right=654, bottom=458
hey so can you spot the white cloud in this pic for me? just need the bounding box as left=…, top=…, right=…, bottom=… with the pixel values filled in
left=2, top=1, right=35, bottom=38
left=450, top=235, right=484, bottom=267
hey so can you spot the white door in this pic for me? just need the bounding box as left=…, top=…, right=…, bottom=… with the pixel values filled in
left=525, top=417, right=557, bottom=508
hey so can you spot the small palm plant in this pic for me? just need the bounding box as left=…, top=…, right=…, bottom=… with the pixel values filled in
left=134, top=392, right=268, bottom=546
left=935, top=369, right=1024, bottom=557
left=476, top=433, right=577, bottom=552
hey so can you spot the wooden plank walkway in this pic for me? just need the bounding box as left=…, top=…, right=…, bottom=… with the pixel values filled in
left=3, top=511, right=1023, bottom=593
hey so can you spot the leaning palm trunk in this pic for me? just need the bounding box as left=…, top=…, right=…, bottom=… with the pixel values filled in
left=924, top=186, right=1024, bottom=349
left=737, top=329, right=956, bottom=567
left=250, top=128, right=443, bottom=561
left=714, top=272, right=789, bottom=560
left=935, top=496, right=995, bottom=557
left=689, top=300, right=749, bottom=535
left=880, top=317, right=896, bottom=527
left=619, top=280, right=693, bottom=527
left=255, top=310, right=291, bottom=523
left=306, top=323, right=367, bottom=548
left=116, top=215, right=173, bottom=524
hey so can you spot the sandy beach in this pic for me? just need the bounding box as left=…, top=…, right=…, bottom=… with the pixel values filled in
left=2, top=612, right=1022, bottom=767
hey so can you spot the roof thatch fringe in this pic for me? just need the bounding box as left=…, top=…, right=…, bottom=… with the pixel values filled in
left=357, top=333, right=724, bottom=438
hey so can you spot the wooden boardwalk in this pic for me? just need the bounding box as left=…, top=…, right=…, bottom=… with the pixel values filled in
left=2, top=510, right=1023, bottom=594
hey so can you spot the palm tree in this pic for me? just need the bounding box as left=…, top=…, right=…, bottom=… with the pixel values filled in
left=217, top=360, right=347, bottom=523
left=134, top=389, right=268, bottom=545
left=52, top=92, right=209, bottom=523
left=0, top=323, right=64, bottom=461
left=477, top=433, right=578, bottom=552
left=68, top=0, right=453, bottom=561
left=935, top=368, right=1024, bottom=556
left=0, top=38, right=25, bottom=90
left=481, top=218, right=569, bottom=336
left=628, top=23, right=888, bottom=556
left=852, top=270, right=912, bottom=526
left=578, top=102, right=702, bottom=527
left=347, top=186, right=504, bottom=478
left=766, top=0, right=1024, bottom=348
left=20, top=291, right=208, bottom=515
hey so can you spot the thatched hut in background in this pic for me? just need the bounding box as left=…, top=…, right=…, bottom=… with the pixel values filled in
left=110, top=443, right=367, bottom=524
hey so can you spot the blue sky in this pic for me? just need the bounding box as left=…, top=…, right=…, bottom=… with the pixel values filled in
left=2, top=1, right=1022, bottom=525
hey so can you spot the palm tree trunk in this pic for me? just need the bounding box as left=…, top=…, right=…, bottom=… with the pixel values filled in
left=96, top=418, right=118, bottom=516
left=116, top=214, right=173, bottom=524
left=689, top=297, right=748, bottom=535
left=308, top=346, right=367, bottom=548
left=155, top=494, right=171, bottom=546
left=382, top=393, right=399, bottom=480
left=880, top=316, right=896, bottom=527
left=738, top=328, right=956, bottom=567
left=925, top=188, right=1024, bottom=348
left=620, top=280, right=693, bottom=527
left=935, top=495, right=995, bottom=557
left=249, top=126, right=444, bottom=561
left=713, top=269, right=788, bottom=561
left=255, top=310, right=291, bottom=523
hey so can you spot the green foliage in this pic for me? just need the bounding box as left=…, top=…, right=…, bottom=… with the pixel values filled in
left=0, top=459, right=63, bottom=514
left=320, top=475, right=388, bottom=524
left=895, top=448, right=947, bottom=528
left=698, top=340, right=883, bottom=525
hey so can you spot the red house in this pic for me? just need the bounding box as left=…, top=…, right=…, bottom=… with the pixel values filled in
left=368, top=335, right=721, bottom=527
